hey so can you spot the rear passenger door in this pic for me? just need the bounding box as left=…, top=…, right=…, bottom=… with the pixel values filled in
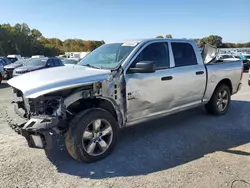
left=170, top=42, right=206, bottom=108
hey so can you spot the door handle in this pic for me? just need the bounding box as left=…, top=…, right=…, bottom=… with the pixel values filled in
left=196, top=71, right=204, bottom=75
left=161, top=76, right=173, bottom=81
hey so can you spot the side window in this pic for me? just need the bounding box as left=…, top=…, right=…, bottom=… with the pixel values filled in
left=46, top=59, right=54, bottom=66
left=132, top=42, right=170, bottom=69
left=53, top=59, right=61, bottom=66
left=171, top=42, right=198, bottom=67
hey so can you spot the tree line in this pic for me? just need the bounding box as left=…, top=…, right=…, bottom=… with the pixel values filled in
left=1, top=23, right=249, bottom=57
left=0, top=23, right=105, bottom=57
left=156, top=34, right=250, bottom=48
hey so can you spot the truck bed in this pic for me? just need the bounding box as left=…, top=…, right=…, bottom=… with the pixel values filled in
left=203, top=60, right=243, bottom=102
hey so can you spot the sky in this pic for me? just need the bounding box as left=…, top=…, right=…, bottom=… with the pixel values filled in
left=1, top=0, right=250, bottom=43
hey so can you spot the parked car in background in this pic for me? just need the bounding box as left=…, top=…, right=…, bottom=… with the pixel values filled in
left=7, top=55, right=22, bottom=63
left=217, top=54, right=236, bottom=60
left=0, top=57, right=12, bottom=83
left=7, top=39, right=243, bottom=163
left=234, top=54, right=250, bottom=71
left=62, top=58, right=80, bottom=66
left=31, top=55, right=45, bottom=58
left=13, top=57, right=64, bottom=77
left=3, top=58, right=30, bottom=79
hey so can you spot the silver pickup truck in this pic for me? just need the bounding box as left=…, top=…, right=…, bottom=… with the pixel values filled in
left=7, top=39, right=243, bottom=163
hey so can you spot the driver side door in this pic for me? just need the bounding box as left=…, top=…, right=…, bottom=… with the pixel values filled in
left=124, top=42, right=175, bottom=122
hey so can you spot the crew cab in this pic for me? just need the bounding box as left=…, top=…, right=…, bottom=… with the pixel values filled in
left=7, top=39, right=243, bottom=163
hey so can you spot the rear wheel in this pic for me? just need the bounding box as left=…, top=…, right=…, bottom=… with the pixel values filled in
left=65, top=108, right=119, bottom=163
left=0, top=74, right=2, bottom=84
left=205, top=84, right=231, bottom=115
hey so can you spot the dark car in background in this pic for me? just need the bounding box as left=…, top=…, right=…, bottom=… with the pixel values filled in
left=0, top=57, right=12, bottom=83
left=234, top=54, right=250, bottom=71
left=4, top=58, right=30, bottom=79
left=13, top=57, right=64, bottom=77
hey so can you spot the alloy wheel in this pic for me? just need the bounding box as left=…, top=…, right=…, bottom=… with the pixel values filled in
left=82, top=119, right=113, bottom=156
left=217, top=89, right=229, bottom=112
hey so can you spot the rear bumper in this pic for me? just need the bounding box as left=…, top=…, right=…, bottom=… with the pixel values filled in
left=6, top=102, right=57, bottom=149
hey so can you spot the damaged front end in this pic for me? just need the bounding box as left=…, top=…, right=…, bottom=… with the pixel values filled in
left=6, top=88, right=68, bottom=149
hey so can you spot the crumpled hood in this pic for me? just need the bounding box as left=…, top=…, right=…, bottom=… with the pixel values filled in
left=8, top=65, right=111, bottom=98
left=4, top=63, right=23, bottom=69
left=15, top=65, right=44, bottom=72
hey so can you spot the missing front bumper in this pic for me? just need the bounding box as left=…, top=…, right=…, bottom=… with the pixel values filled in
left=20, top=129, right=52, bottom=149
left=6, top=103, right=57, bottom=149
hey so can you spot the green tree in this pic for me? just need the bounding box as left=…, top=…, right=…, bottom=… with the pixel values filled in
left=156, top=35, right=164, bottom=38
left=165, top=34, right=172, bottom=38
left=199, top=35, right=223, bottom=48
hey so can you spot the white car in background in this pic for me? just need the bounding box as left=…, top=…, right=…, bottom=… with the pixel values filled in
left=62, top=58, right=80, bottom=66
left=217, top=54, right=239, bottom=60
left=7, top=54, right=23, bottom=63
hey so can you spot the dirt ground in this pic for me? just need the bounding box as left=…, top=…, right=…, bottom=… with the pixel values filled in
left=0, top=74, right=250, bottom=188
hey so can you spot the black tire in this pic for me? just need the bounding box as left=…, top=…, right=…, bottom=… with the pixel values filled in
left=0, top=74, right=2, bottom=84
left=65, top=108, right=119, bottom=163
left=205, top=84, right=231, bottom=115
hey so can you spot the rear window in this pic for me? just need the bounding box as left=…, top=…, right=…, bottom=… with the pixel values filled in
left=171, top=42, right=198, bottom=67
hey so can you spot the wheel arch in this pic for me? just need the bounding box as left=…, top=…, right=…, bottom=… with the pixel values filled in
left=215, top=78, right=233, bottom=95
left=66, top=96, right=123, bottom=127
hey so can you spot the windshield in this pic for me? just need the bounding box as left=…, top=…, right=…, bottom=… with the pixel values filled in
left=77, top=43, right=136, bottom=69
left=0, top=59, right=4, bottom=65
left=26, top=58, right=47, bottom=66
left=7, top=57, right=18, bottom=63
left=63, top=59, right=78, bottom=64
left=14, top=59, right=28, bottom=65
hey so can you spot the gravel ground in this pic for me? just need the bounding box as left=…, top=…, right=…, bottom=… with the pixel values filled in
left=0, top=74, right=250, bottom=188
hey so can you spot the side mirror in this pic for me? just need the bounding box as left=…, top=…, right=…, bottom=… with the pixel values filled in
left=129, top=61, right=156, bottom=73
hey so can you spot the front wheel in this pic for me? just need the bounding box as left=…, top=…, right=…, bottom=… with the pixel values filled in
left=205, top=84, right=231, bottom=115
left=65, top=108, right=119, bottom=163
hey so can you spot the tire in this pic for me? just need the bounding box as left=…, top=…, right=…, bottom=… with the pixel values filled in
left=65, top=108, right=119, bottom=163
left=0, top=74, right=2, bottom=84
left=205, top=84, right=231, bottom=115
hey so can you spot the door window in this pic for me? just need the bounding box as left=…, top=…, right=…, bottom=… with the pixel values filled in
left=53, top=59, right=62, bottom=66
left=171, top=42, right=198, bottom=67
left=46, top=59, right=54, bottom=67
left=131, top=42, right=170, bottom=69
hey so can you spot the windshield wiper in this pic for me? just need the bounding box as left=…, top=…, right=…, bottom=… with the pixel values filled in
left=83, top=64, right=101, bottom=69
